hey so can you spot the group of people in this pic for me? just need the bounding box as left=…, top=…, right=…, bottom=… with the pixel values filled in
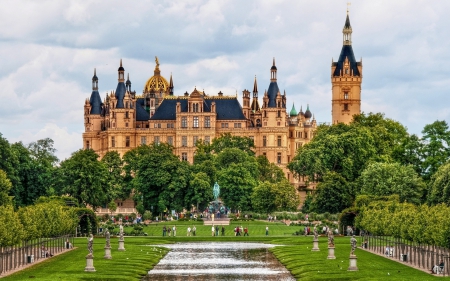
left=162, top=225, right=178, bottom=237
left=186, top=226, right=197, bottom=236
left=212, top=225, right=226, bottom=236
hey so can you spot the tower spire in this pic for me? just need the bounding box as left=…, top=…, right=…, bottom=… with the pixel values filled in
left=169, top=73, right=174, bottom=95
left=92, top=68, right=98, bottom=91
left=343, top=9, right=352, bottom=45
left=270, top=57, right=277, bottom=82
left=253, top=75, right=258, bottom=95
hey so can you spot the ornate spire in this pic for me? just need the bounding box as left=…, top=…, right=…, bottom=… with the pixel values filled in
left=169, top=73, right=174, bottom=95
left=118, top=59, right=125, bottom=82
left=253, top=75, right=258, bottom=95
left=270, top=57, right=277, bottom=82
left=343, top=10, right=352, bottom=45
left=92, top=68, right=98, bottom=91
left=290, top=103, right=297, bottom=117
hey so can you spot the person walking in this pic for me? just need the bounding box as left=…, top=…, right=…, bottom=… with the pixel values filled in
left=187, top=226, right=191, bottom=236
left=215, top=225, right=219, bottom=236
left=192, top=226, right=196, bottom=236
left=163, top=226, right=166, bottom=236
left=244, top=227, right=249, bottom=236
left=212, top=225, right=215, bottom=236
left=221, top=226, right=225, bottom=236
left=173, top=225, right=177, bottom=237
left=265, top=225, right=269, bottom=236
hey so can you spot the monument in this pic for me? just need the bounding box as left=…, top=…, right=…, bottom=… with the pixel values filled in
left=327, top=229, right=336, bottom=259
left=84, top=234, right=96, bottom=272
left=311, top=225, right=320, bottom=251
left=118, top=224, right=125, bottom=251
left=348, top=235, right=359, bottom=271
left=104, top=229, right=112, bottom=259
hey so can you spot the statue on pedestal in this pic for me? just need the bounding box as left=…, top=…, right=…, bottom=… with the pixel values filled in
left=105, top=229, right=111, bottom=248
left=213, top=182, right=220, bottom=201
left=328, top=230, right=335, bottom=247
left=350, top=235, right=357, bottom=256
left=87, top=234, right=94, bottom=255
left=313, top=226, right=318, bottom=240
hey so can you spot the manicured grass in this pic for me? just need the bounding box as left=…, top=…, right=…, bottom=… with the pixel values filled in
left=3, top=223, right=448, bottom=280
left=1, top=238, right=169, bottom=281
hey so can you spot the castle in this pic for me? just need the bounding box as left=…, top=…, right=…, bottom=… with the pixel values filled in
left=83, top=13, right=362, bottom=210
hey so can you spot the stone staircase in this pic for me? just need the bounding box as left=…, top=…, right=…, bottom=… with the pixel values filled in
left=202, top=218, right=231, bottom=226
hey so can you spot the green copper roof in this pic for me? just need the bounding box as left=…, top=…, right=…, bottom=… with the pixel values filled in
left=290, top=103, right=297, bottom=116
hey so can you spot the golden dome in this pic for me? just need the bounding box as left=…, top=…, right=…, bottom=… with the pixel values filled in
left=143, top=56, right=170, bottom=93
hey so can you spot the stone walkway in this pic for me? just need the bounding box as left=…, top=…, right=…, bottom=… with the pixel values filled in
left=0, top=247, right=75, bottom=278
left=360, top=246, right=446, bottom=277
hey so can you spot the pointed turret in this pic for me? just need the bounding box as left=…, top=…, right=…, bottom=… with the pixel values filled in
left=169, top=73, right=174, bottom=95
left=304, top=104, right=312, bottom=119
left=332, top=12, right=360, bottom=77
left=115, top=59, right=126, bottom=108
left=251, top=76, right=260, bottom=111
left=267, top=58, right=280, bottom=107
left=89, top=68, right=102, bottom=114
left=290, top=103, right=297, bottom=117
left=126, top=73, right=131, bottom=92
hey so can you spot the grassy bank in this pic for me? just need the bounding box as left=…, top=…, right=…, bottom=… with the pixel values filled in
left=2, top=224, right=447, bottom=280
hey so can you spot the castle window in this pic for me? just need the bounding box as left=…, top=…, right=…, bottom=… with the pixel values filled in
left=344, top=92, right=349, bottom=100
left=125, top=111, right=129, bottom=118
left=181, top=117, right=187, bottom=128
left=277, top=136, right=282, bottom=147
left=277, top=122, right=281, bottom=126
left=221, top=123, right=228, bottom=128
left=182, top=136, right=187, bottom=147
left=277, top=152, right=282, bottom=164
left=344, top=104, right=349, bottom=111
left=193, top=116, right=199, bottom=128
left=204, top=117, right=211, bottom=128
left=125, top=136, right=130, bottom=147
left=193, top=136, right=199, bottom=146
left=263, top=136, right=267, bottom=147
left=278, top=101, right=280, bottom=108
left=264, top=111, right=267, bottom=118
left=193, top=103, right=199, bottom=112
left=277, top=111, right=281, bottom=117
left=86, top=141, right=90, bottom=149
left=141, top=136, right=147, bottom=145
left=126, top=102, right=128, bottom=108
left=154, top=136, right=160, bottom=145
left=125, top=123, right=128, bottom=128
left=167, top=123, right=174, bottom=128
left=167, top=136, right=173, bottom=146
left=111, top=137, right=115, bottom=148
left=181, top=152, right=188, bottom=161
left=112, top=112, right=115, bottom=118
left=234, top=123, right=241, bottom=128
left=345, top=68, right=349, bottom=75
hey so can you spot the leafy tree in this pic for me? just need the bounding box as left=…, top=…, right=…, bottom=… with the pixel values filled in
left=0, top=134, right=20, bottom=197
left=256, top=155, right=285, bottom=183
left=252, top=182, right=278, bottom=213
left=101, top=151, right=127, bottom=199
left=421, top=120, right=450, bottom=181
left=56, top=149, right=110, bottom=210
left=0, top=170, right=12, bottom=206
left=107, top=200, right=117, bottom=215
left=126, top=143, right=186, bottom=214
left=0, top=205, right=24, bottom=246
left=392, top=134, right=424, bottom=175
left=428, top=161, right=450, bottom=205
left=312, top=172, right=353, bottom=213
left=186, top=172, right=213, bottom=211
left=274, top=180, right=300, bottom=211
left=211, top=133, right=255, bottom=156
left=359, top=162, right=425, bottom=204
left=301, top=194, right=313, bottom=213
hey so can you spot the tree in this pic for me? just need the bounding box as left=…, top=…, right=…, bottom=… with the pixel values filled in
left=428, top=161, right=450, bottom=205
left=421, top=120, right=450, bottom=181
left=256, top=155, right=285, bottom=183
left=252, top=182, right=278, bottom=213
left=0, top=205, right=24, bottom=246
left=107, top=200, right=117, bottom=215
left=126, top=143, right=186, bottom=214
left=273, top=180, right=300, bottom=211
left=101, top=151, right=126, bottom=199
left=56, top=149, right=110, bottom=210
left=0, top=170, right=12, bottom=206
left=359, top=162, right=425, bottom=204
left=312, top=172, right=353, bottom=213
left=186, top=172, right=213, bottom=212
left=211, top=133, right=255, bottom=156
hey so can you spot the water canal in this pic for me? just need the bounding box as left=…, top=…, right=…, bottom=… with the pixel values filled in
left=143, top=242, right=295, bottom=281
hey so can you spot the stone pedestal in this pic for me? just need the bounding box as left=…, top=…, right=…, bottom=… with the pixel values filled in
left=84, top=254, right=96, bottom=272
left=118, top=240, right=125, bottom=251
left=104, top=246, right=112, bottom=259
left=311, top=238, right=320, bottom=251
left=348, top=255, right=358, bottom=271
left=327, top=246, right=336, bottom=259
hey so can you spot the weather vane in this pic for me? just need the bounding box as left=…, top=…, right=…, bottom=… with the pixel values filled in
left=347, top=2, right=351, bottom=14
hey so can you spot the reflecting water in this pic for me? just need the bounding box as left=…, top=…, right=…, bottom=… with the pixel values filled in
left=143, top=242, right=295, bottom=281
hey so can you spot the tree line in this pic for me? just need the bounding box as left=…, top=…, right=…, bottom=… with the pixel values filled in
left=0, top=133, right=298, bottom=215
left=288, top=113, right=450, bottom=214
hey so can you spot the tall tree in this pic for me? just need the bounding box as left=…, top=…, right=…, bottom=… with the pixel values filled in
left=312, top=172, right=353, bottom=213
left=428, top=161, right=450, bottom=205
left=359, top=162, right=425, bottom=204
left=101, top=151, right=126, bottom=199
left=211, top=133, right=255, bottom=156
left=186, top=172, right=213, bottom=211
left=0, top=170, right=12, bottom=206
left=256, top=155, right=286, bottom=183
left=56, top=149, right=110, bottom=210
left=421, top=120, right=450, bottom=181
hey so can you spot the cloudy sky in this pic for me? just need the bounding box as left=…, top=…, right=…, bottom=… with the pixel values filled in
left=0, top=0, right=449, bottom=160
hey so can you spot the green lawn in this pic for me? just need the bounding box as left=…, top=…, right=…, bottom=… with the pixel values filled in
left=2, top=221, right=447, bottom=280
